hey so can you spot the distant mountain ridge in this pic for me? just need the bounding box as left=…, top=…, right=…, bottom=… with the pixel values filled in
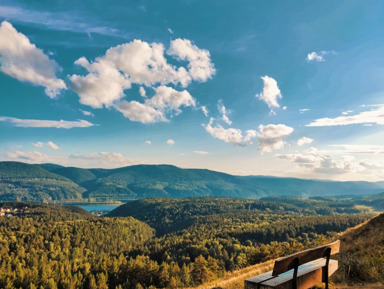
left=0, top=161, right=383, bottom=202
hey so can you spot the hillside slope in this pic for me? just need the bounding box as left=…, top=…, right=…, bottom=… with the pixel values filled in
left=1, top=161, right=384, bottom=202
left=0, top=162, right=86, bottom=201
left=80, top=165, right=384, bottom=200
left=189, top=213, right=384, bottom=289
left=333, top=213, right=384, bottom=284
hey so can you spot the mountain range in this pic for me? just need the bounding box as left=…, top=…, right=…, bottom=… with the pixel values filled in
left=0, top=161, right=383, bottom=203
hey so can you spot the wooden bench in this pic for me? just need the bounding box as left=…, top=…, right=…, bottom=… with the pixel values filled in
left=245, top=240, right=340, bottom=289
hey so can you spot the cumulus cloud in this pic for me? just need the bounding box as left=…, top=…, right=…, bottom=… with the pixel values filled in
left=115, top=86, right=195, bottom=123
left=47, top=141, right=59, bottom=150
left=204, top=118, right=257, bottom=146
left=70, top=39, right=212, bottom=122
left=167, top=38, right=215, bottom=83
left=33, top=141, right=43, bottom=148
left=297, top=137, right=313, bottom=146
left=277, top=147, right=364, bottom=174
left=167, top=139, right=175, bottom=145
left=307, top=52, right=325, bottom=62
left=218, top=100, right=232, bottom=125
left=0, top=116, right=94, bottom=128
left=256, top=76, right=282, bottom=110
left=115, top=101, right=165, bottom=123
left=194, top=151, right=210, bottom=155
left=257, top=124, right=294, bottom=152
left=307, top=106, right=384, bottom=127
left=307, top=50, right=336, bottom=62
left=145, top=140, right=151, bottom=145
left=0, top=21, right=66, bottom=97
left=70, top=56, right=131, bottom=108
left=147, top=86, right=195, bottom=112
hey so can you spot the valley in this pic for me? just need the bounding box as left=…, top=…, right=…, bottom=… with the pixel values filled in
left=1, top=161, right=384, bottom=204
left=0, top=196, right=381, bottom=289
left=1, top=161, right=383, bottom=288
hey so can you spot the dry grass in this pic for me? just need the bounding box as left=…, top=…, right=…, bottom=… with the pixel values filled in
left=187, top=259, right=274, bottom=289
left=189, top=213, right=384, bottom=289
left=330, top=283, right=384, bottom=289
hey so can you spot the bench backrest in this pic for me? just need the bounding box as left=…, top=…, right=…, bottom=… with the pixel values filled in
left=272, top=240, right=340, bottom=276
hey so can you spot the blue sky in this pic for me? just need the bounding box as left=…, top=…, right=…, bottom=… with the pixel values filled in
left=1, top=0, right=384, bottom=181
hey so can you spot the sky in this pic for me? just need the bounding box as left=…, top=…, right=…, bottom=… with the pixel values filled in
left=1, top=0, right=384, bottom=181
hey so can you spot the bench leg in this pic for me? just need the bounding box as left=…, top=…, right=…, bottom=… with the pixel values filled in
left=323, top=248, right=331, bottom=289
left=292, top=258, right=299, bottom=289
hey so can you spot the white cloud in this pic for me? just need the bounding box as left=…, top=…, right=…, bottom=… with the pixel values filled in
left=33, top=142, right=43, bottom=148
left=139, top=86, right=146, bottom=97
left=145, top=140, right=151, bottom=145
left=307, top=106, right=384, bottom=127
left=0, top=5, right=120, bottom=37
left=68, top=152, right=136, bottom=168
left=307, top=52, right=325, bottom=62
left=80, top=109, right=94, bottom=116
left=297, top=137, right=313, bottom=146
left=218, top=100, right=232, bottom=125
left=0, top=21, right=66, bottom=97
left=329, top=144, right=384, bottom=154
left=47, top=141, right=59, bottom=150
left=70, top=56, right=131, bottom=108
left=307, top=50, right=336, bottom=62
left=115, top=86, right=195, bottom=123
left=147, top=86, right=195, bottom=112
left=167, top=38, right=215, bottom=83
left=257, top=124, right=294, bottom=152
left=342, top=110, right=353, bottom=115
left=256, top=76, right=282, bottom=110
left=167, top=139, right=175, bottom=145
left=0, top=116, right=94, bottom=128
left=204, top=118, right=257, bottom=146
left=277, top=147, right=364, bottom=175
left=70, top=40, right=190, bottom=108
left=168, top=28, right=174, bottom=34
left=299, top=108, right=310, bottom=113
left=70, top=39, right=212, bottom=122
left=5, top=150, right=139, bottom=168
left=7, top=151, right=52, bottom=163
left=194, top=150, right=210, bottom=155
left=201, top=106, right=209, bottom=117
left=115, top=100, right=165, bottom=123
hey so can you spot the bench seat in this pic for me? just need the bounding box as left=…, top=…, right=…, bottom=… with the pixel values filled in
left=245, top=258, right=338, bottom=289
left=245, top=240, right=340, bottom=289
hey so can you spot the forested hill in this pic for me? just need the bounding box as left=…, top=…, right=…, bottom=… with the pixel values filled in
left=1, top=161, right=384, bottom=202
left=332, top=212, right=384, bottom=284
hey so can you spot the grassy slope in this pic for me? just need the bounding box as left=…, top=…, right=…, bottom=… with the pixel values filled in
left=190, top=213, right=384, bottom=289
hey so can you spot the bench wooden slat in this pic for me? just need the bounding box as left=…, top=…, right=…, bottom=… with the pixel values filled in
left=272, top=240, right=340, bottom=276
left=259, top=259, right=338, bottom=289
left=244, top=271, right=275, bottom=289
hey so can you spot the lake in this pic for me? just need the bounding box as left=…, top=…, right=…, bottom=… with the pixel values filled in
left=78, top=204, right=120, bottom=212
